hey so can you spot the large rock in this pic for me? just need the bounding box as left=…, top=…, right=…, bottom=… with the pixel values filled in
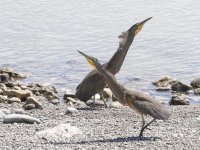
left=170, top=93, right=190, bottom=105
left=153, top=77, right=176, bottom=87
left=3, top=89, right=32, bottom=101
left=25, top=96, right=43, bottom=109
left=3, top=114, right=41, bottom=124
left=7, top=97, right=21, bottom=104
left=36, top=124, right=82, bottom=143
left=191, top=77, right=200, bottom=89
left=171, top=81, right=191, bottom=92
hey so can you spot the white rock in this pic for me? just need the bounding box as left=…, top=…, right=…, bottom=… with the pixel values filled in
left=3, top=114, right=41, bottom=124
left=36, top=123, right=82, bottom=142
left=108, top=101, right=123, bottom=108
left=65, top=106, right=79, bottom=114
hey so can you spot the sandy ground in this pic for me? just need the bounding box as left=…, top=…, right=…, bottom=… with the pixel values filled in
left=0, top=101, right=200, bottom=150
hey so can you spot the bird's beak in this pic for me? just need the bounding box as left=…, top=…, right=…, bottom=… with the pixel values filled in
left=135, top=17, right=152, bottom=35
left=78, top=50, right=97, bottom=70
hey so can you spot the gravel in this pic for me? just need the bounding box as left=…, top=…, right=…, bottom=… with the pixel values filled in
left=0, top=101, right=199, bottom=150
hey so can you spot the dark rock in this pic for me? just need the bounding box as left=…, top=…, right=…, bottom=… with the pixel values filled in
left=0, top=73, right=10, bottom=83
left=5, top=82, right=15, bottom=88
left=170, top=93, right=190, bottom=105
left=191, top=77, right=200, bottom=89
left=3, top=114, right=41, bottom=124
left=171, top=81, right=191, bottom=92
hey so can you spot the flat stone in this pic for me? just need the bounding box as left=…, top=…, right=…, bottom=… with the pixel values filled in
left=8, top=97, right=21, bottom=104
left=36, top=123, right=82, bottom=142
left=3, top=89, right=32, bottom=101
left=26, top=97, right=43, bottom=109
left=3, top=114, right=41, bottom=124
left=65, top=97, right=77, bottom=104
left=156, top=87, right=171, bottom=91
left=170, top=93, right=190, bottom=105
left=152, top=77, right=176, bottom=88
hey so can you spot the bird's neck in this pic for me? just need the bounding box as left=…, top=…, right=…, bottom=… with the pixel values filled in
left=106, top=33, right=134, bottom=74
left=95, top=64, right=127, bottom=105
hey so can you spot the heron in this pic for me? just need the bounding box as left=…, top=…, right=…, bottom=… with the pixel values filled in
left=78, top=51, right=170, bottom=137
left=75, top=17, right=152, bottom=107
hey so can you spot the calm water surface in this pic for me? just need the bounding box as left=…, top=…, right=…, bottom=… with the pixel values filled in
left=0, top=0, right=200, bottom=103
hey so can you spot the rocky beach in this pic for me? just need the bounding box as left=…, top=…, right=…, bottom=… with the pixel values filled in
left=0, top=68, right=200, bottom=150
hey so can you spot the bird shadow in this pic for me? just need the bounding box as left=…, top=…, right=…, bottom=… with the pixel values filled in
left=76, top=136, right=161, bottom=144
left=54, top=136, right=161, bottom=145
left=77, top=107, right=104, bottom=111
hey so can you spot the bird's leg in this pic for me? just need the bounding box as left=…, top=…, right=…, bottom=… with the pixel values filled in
left=139, top=115, right=145, bottom=137
left=139, top=118, right=156, bottom=137
left=92, top=95, right=96, bottom=108
left=100, top=92, right=108, bottom=108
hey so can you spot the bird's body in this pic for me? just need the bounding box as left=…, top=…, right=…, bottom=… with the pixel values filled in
left=76, top=17, right=152, bottom=106
left=78, top=49, right=170, bottom=137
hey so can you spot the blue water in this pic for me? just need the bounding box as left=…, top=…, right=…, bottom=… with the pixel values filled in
left=0, top=0, right=200, bottom=103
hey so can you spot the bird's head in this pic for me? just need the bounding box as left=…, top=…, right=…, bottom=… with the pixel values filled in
left=128, top=17, right=152, bottom=36
left=78, top=50, right=101, bottom=71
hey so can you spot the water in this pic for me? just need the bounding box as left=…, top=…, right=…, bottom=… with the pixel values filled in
left=0, top=0, right=200, bottom=104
